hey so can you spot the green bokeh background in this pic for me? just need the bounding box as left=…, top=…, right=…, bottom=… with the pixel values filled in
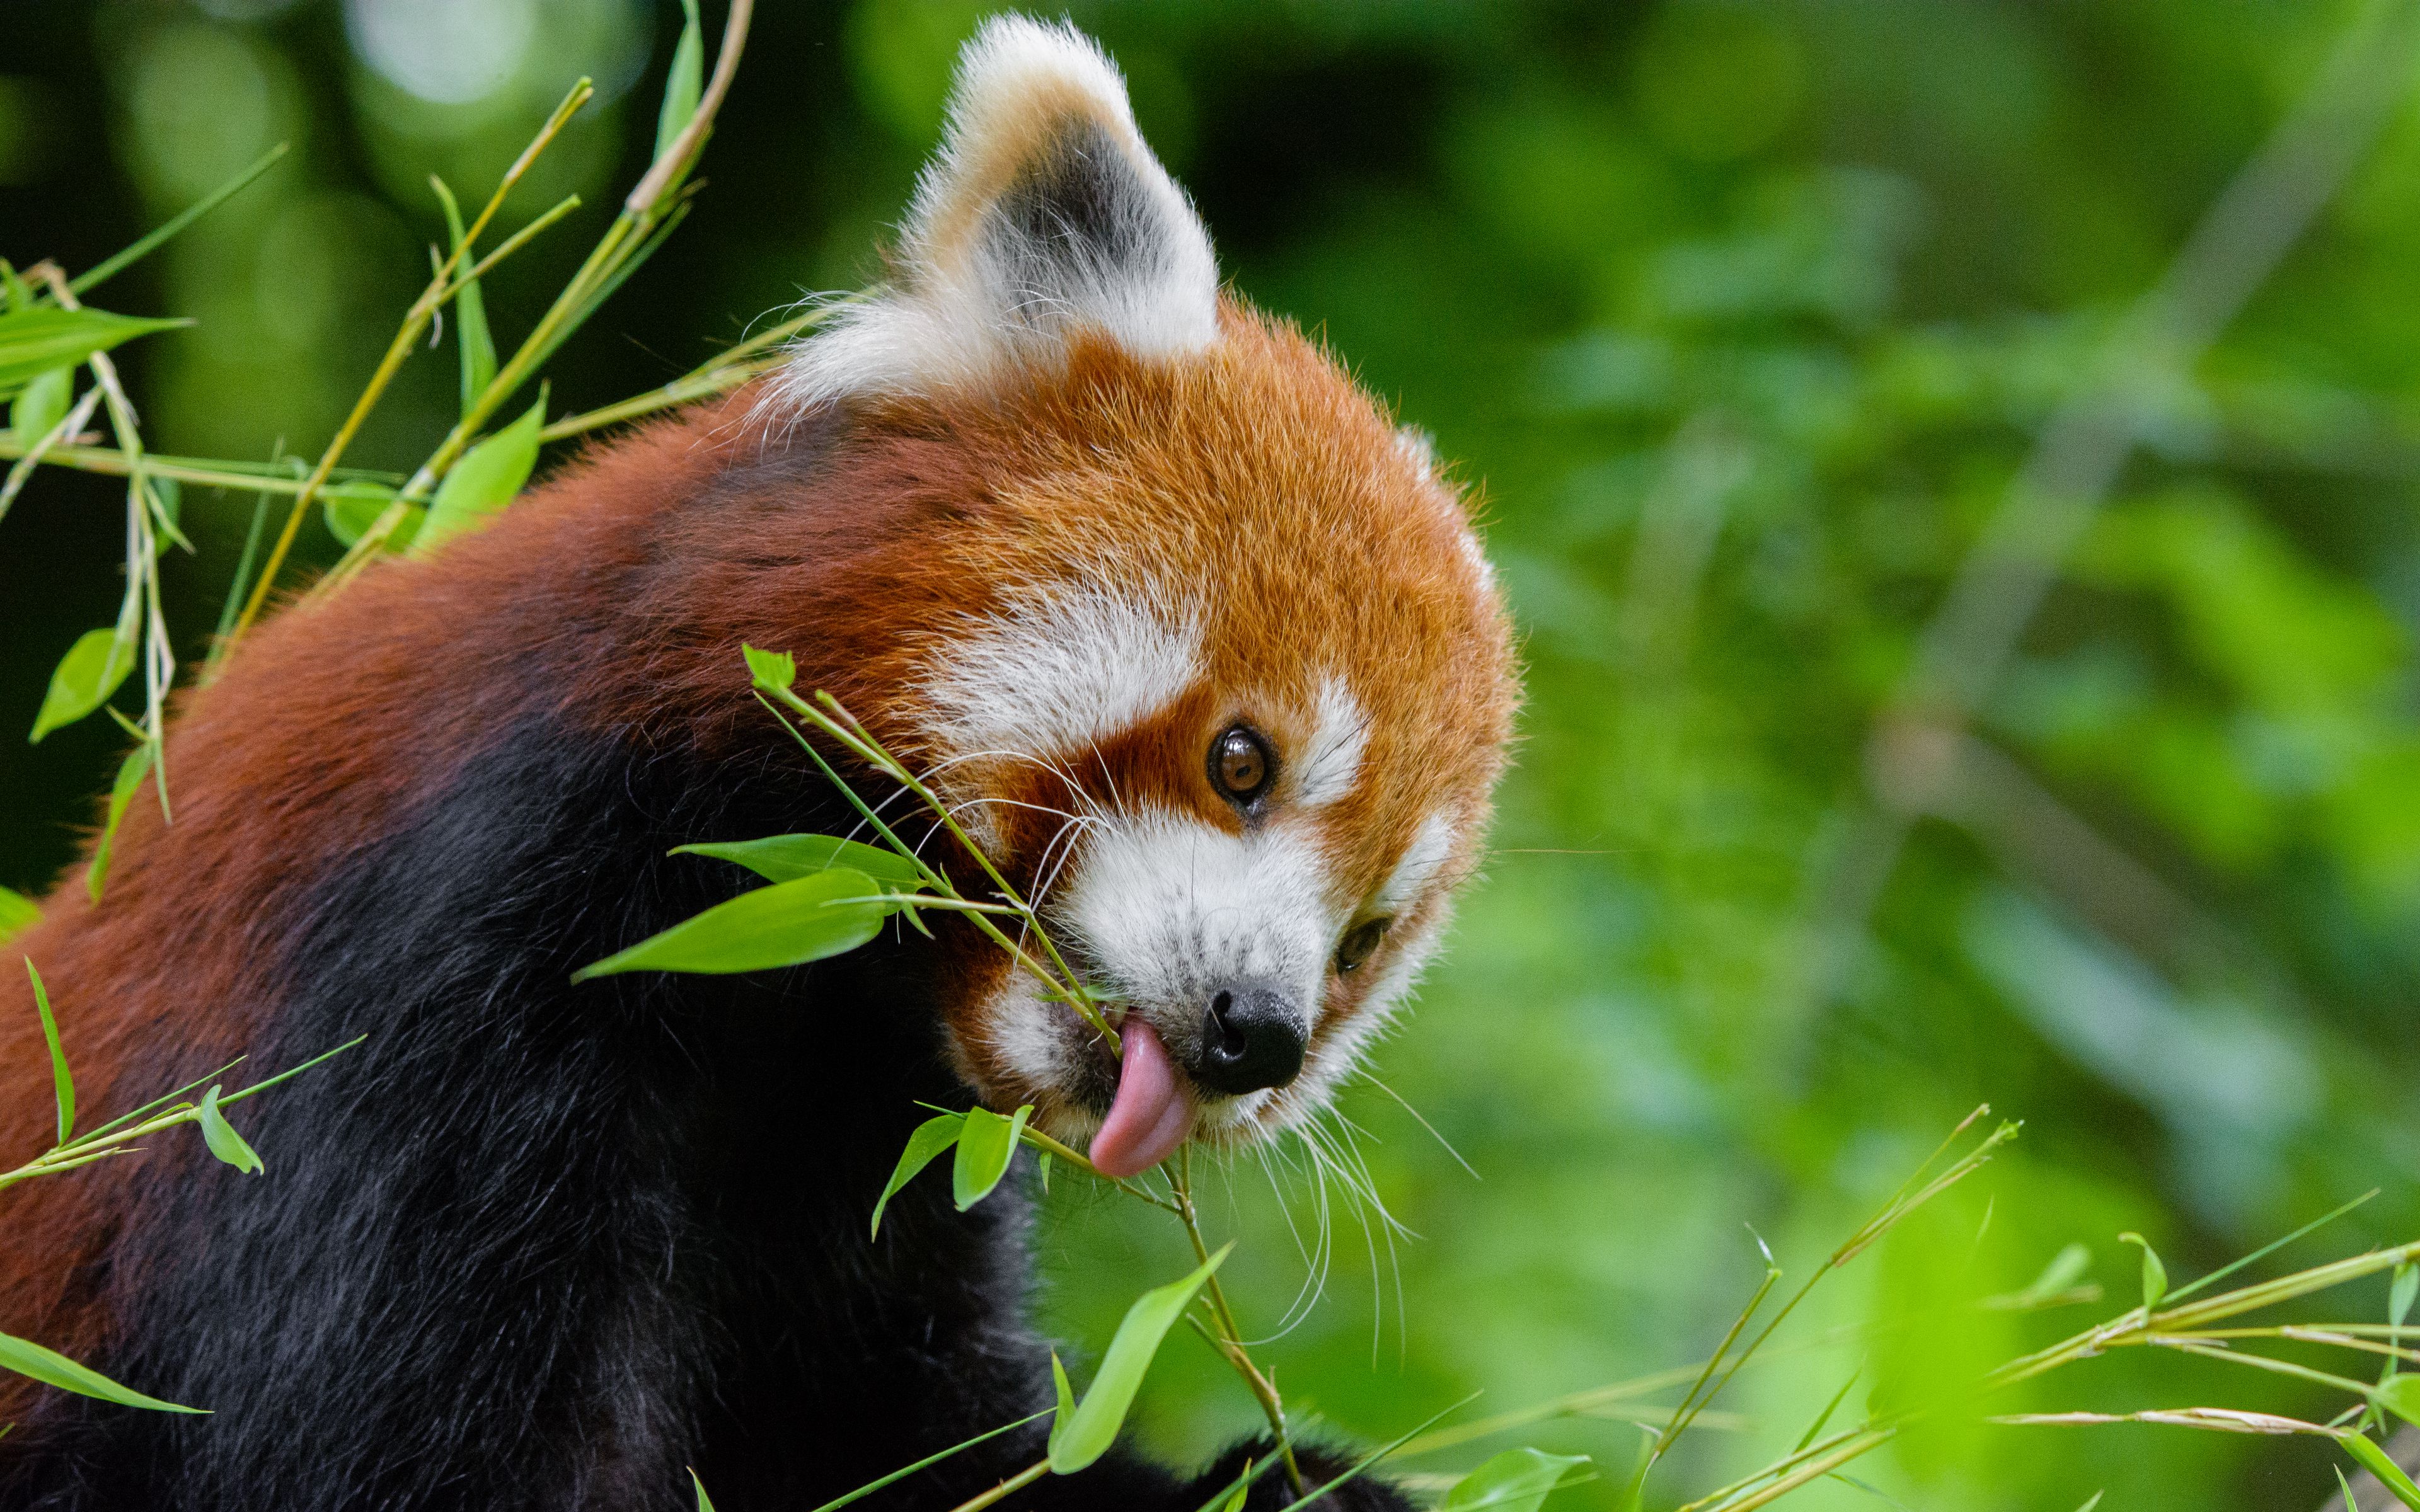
left=9, top=1, right=2420, bottom=1507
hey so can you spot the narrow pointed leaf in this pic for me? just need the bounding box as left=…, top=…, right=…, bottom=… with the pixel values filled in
left=417, top=393, right=544, bottom=552
left=1047, top=1244, right=1233, bottom=1474
left=432, top=177, right=497, bottom=418
left=1441, top=1449, right=1592, bottom=1512
left=29, top=626, right=136, bottom=743
left=0, top=887, right=37, bottom=943
left=25, top=959, right=71, bottom=1145
left=69, top=141, right=287, bottom=298
left=674, top=834, right=926, bottom=891
left=872, top=1112, right=964, bottom=1239
left=12, top=365, right=70, bottom=448
left=0, top=307, right=188, bottom=401
left=0, top=1331, right=204, bottom=1414
left=953, top=1104, right=1032, bottom=1211
left=691, top=1469, right=716, bottom=1512
left=2119, top=1232, right=2167, bottom=1315
left=87, top=740, right=156, bottom=902
left=197, top=1084, right=263, bottom=1174
left=323, top=495, right=423, bottom=553
left=2394, top=1264, right=2417, bottom=1329
left=2378, top=1375, right=2420, bottom=1429
left=2344, top=1433, right=2420, bottom=1511
left=572, top=868, right=886, bottom=982
left=654, top=0, right=705, bottom=159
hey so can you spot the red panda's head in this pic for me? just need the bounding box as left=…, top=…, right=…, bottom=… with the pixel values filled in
left=763, top=18, right=1517, bottom=1176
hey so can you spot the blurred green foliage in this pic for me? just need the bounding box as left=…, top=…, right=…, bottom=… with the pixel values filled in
left=8, top=1, right=2420, bottom=1506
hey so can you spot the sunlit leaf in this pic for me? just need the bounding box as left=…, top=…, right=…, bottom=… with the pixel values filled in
left=0, top=307, right=188, bottom=401
left=1441, top=1448, right=1592, bottom=1512
left=197, top=1084, right=262, bottom=1175
left=871, top=1112, right=964, bottom=1239
left=28, top=626, right=136, bottom=743
left=11, top=365, right=70, bottom=449
left=1047, top=1244, right=1232, bottom=1474
left=417, top=393, right=544, bottom=553
left=742, top=643, right=795, bottom=692
left=953, top=1104, right=1032, bottom=1211
left=655, top=0, right=705, bottom=160
left=2377, top=1375, right=2420, bottom=1430
left=691, top=1468, right=716, bottom=1512
left=0, top=887, right=37, bottom=943
left=570, top=868, right=886, bottom=982
left=0, top=1330, right=204, bottom=1414
left=24, top=958, right=71, bottom=1145
left=674, top=833, right=926, bottom=891
left=86, top=739, right=155, bottom=902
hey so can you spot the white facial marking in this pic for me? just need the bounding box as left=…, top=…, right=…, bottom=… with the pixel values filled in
left=1061, top=808, right=1338, bottom=1030
left=1294, top=677, right=1369, bottom=808
left=773, top=16, right=1219, bottom=410
left=923, top=587, right=1199, bottom=759
left=1377, top=809, right=1459, bottom=915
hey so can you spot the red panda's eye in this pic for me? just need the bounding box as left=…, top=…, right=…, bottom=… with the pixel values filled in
left=1336, top=918, right=1390, bottom=973
left=1209, top=726, right=1272, bottom=803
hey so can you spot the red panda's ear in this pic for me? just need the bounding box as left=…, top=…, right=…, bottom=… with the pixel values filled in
left=776, top=16, right=1219, bottom=410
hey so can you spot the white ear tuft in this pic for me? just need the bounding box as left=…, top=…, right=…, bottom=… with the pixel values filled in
left=776, top=16, right=1219, bottom=409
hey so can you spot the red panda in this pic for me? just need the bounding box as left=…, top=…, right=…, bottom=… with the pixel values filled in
left=0, top=17, right=1515, bottom=1510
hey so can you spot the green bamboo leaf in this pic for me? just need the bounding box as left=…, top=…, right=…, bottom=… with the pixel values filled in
left=197, top=1084, right=263, bottom=1175
left=572, top=868, right=886, bottom=982
left=742, top=643, right=796, bottom=692
left=691, top=1469, right=716, bottom=1512
left=323, top=494, right=424, bottom=553
left=674, top=833, right=928, bottom=891
left=0, top=1330, right=204, bottom=1414
left=69, top=142, right=287, bottom=299
left=1441, top=1448, right=1593, bottom=1512
left=0, top=886, right=37, bottom=943
left=86, top=739, right=156, bottom=902
left=871, top=1112, right=964, bottom=1239
left=953, top=1104, right=1032, bottom=1211
left=2119, top=1232, right=2167, bottom=1315
left=0, top=307, right=188, bottom=401
left=654, top=0, right=705, bottom=159
left=2344, top=1433, right=2420, bottom=1511
left=2393, top=1264, right=2417, bottom=1329
left=24, top=958, right=71, bottom=1145
left=28, top=626, right=136, bottom=743
left=417, top=392, right=544, bottom=553
left=11, top=365, right=70, bottom=449
left=431, top=177, right=497, bottom=419
left=2378, top=1375, right=2420, bottom=1429
left=1051, top=1350, right=1076, bottom=1430
left=1047, top=1244, right=1233, bottom=1474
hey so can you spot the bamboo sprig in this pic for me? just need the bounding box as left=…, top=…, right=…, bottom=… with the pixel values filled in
left=1173, top=1143, right=1307, bottom=1493
left=228, top=77, right=596, bottom=641
left=0, top=1036, right=363, bottom=1194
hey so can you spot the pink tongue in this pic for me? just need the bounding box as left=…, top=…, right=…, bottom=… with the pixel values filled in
left=1089, top=1020, right=1194, bottom=1179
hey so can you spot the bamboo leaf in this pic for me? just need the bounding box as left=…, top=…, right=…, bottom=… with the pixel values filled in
left=953, top=1104, right=1032, bottom=1211
left=323, top=494, right=424, bottom=553
left=691, top=1469, right=716, bottom=1512
left=654, top=0, right=706, bottom=161
left=2344, top=1433, right=2420, bottom=1511
left=86, top=740, right=156, bottom=902
left=872, top=1112, right=964, bottom=1239
left=571, top=868, right=887, bottom=982
left=2378, top=1375, right=2420, bottom=1429
left=0, top=887, right=37, bottom=943
left=1047, top=1245, right=1233, bottom=1474
left=1441, top=1448, right=1592, bottom=1512
left=197, top=1084, right=263, bottom=1175
left=0, top=1331, right=204, bottom=1414
left=674, top=833, right=927, bottom=891
left=431, top=177, right=497, bottom=419
left=2120, top=1232, right=2168, bottom=1315
left=28, top=626, right=137, bottom=743
left=69, top=142, right=287, bottom=298
left=0, top=307, right=188, bottom=400
left=11, top=366, right=70, bottom=449
left=2393, top=1264, right=2416, bottom=1329
left=417, top=392, right=544, bottom=552
left=742, top=643, right=796, bottom=692
left=24, top=959, right=71, bottom=1145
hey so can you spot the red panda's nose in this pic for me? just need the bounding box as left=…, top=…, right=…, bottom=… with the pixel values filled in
left=1191, top=983, right=1308, bottom=1096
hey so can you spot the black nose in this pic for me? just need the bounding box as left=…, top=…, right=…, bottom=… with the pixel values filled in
left=1190, top=983, right=1307, bottom=1096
